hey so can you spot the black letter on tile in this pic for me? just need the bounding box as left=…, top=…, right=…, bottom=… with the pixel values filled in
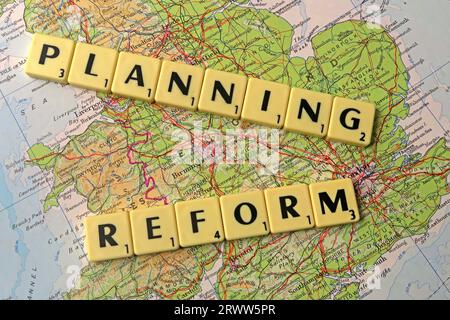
left=298, top=99, right=320, bottom=122
left=340, top=108, right=361, bottom=130
left=190, top=210, right=205, bottom=233
left=318, top=189, right=348, bottom=214
left=261, top=90, right=271, bottom=111
left=168, top=72, right=191, bottom=95
left=39, top=44, right=60, bottom=65
left=84, top=53, right=98, bottom=76
left=146, top=217, right=162, bottom=239
left=212, top=81, right=234, bottom=104
left=125, top=65, right=144, bottom=87
left=279, top=195, right=300, bottom=219
left=234, top=202, right=257, bottom=225
left=98, top=224, right=118, bottom=247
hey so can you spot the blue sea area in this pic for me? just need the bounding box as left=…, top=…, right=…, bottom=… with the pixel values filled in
left=0, top=97, right=62, bottom=299
left=387, top=216, right=450, bottom=299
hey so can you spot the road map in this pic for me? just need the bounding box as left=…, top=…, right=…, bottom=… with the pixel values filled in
left=1, top=0, right=449, bottom=300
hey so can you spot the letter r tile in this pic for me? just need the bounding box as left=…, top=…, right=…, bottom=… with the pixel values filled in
left=309, top=178, right=360, bottom=228
left=25, top=33, right=75, bottom=84
left=130, top=205, right=179, bottom=255
left=84, top=212, right=134, bottom=262
left=175, top=197, right=224, bottom=247
left=264, top=184, right=315, bottom=234
left=327, top=97, right=375, bottom=147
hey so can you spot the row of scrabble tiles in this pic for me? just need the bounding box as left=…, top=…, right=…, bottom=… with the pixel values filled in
left=85, top=178, right=360, bottom=262
left=25, top=33, right=376, bottom=147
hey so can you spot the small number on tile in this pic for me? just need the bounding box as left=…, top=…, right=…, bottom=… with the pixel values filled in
left=25, top=33, right=75, bottom=84
left=309, top=178, right=360, bottom=227
left=360, top=132, right=366, bottom=142
left=175, top=197, right=224, bottom=247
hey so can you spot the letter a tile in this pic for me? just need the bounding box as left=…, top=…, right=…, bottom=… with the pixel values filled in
left=309, top=178, right=360, bottom=228
left=175, top=197, right=224, bottom=247
left=85, top=212, right=134, bottom=262
left=327, top=97, right=375, bottom=147
left=111, top=52, right=161, bottom=102
left=68, top=42, right=118, bottom=93
left=130, top=205, right=179, bottom=255
left=25, top=33, right=75, bottom=84
left=220, top=190, right=269, bottom=241
left=264, top=184, right=315, bottom=233
left=155, top=60, right=204, bottom=111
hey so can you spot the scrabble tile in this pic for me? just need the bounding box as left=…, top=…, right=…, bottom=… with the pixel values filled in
left=25, top=33, right=75, bottom=84
left=84, top=212, right=133, bottom=262
left=264, top=184, right=315, bottom=233
left=284, top=88, right=333, bottom=137
left=68, top=42, right=118, bottom=93
left=309, top=178, right=360, bottom=228
left=326, top=97, right=375, bottom=147
left=220, top=190, right=269, bottom=241
left=175, top=197, right=224, bottom=247
left=111, top=52, right=161, bottom=102
left=155, top=60, right=204, bottom=111
left=130, top=205, right=179, bottom=255
left=198, top=69, right=248, bottom=119
left=241, top=78, right=290, bottom=128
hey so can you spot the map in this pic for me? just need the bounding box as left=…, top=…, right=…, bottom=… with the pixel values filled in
left=1, top=0, right=449, bottom=300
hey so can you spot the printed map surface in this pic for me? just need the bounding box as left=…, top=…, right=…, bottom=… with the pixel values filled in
left=0, top=0, right=449, bottom=299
